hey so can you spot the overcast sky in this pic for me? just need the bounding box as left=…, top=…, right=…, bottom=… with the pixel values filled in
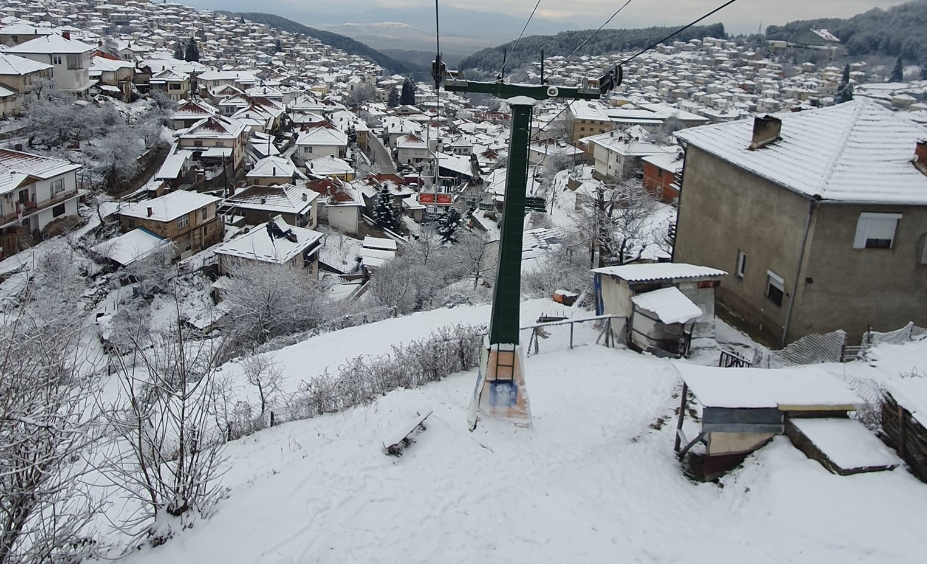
left=188, top=0, right=907, bottom=34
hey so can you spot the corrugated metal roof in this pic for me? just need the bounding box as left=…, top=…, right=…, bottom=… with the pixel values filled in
left=593, top=262, right=727, bottom=282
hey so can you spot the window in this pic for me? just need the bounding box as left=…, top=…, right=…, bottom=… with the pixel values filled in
left=66, top=54, right=83, bottom=70
left=193, top=140, right=203, bottom=147
left=169, top=83, right=181, bottom=90
left=766, top=270, right=784, bottom=307
left=52, top=56, right=62, bottom=65
left=201, top=207, right=208, bottom=220
left=177, top=215, right=189, bottom=229
left=657, top=169, right=663, bottom=178
left=52, top=204, right=65, bottom=217
left=854, top=213, right=901, bottom=249
left=736, top=250, right=746, bottom=279
left=305, top=146, right=313, bottom=153
left=52, top=179, right=64, bottom=193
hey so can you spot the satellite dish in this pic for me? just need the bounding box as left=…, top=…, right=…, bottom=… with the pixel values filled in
left=546, top=86, right=559, bottom=98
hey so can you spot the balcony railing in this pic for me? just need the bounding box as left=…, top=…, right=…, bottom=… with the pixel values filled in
left=0, top=189, right=80, bottom=227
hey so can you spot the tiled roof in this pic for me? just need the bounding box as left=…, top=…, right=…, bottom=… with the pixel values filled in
left=675, top=99, right=927, bottom=204
left=0, top=149, right=81, bottom=195
left=224, top=184, right=317, bottom=214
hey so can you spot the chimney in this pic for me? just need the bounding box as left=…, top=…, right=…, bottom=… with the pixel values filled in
left=272, top=166, right=276, bottom=176
left=147, top=207, right=153, bottom=217
left=749, top=115, right=782, bottom=150
left=62, top=31, right=70, bottom=40
left=915, top=139, right=927, bottom=176
left=302, top=192, right=307, bottom=201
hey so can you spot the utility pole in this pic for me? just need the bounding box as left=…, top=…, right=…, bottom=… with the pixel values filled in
left=438, top=67, right=621, bottom=429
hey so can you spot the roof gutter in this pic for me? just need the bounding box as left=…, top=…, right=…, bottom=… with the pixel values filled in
left=781, top=195, right=818, bottom=348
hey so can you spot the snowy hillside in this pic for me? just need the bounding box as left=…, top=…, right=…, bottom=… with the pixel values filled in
left=120, top=334, right=927, bottom=563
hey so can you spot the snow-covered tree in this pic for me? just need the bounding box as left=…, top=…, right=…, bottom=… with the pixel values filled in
left=0, top=259, right=102, bottom=564
left=400, top=79, right=416, bottom=106
left=437, top=208, right=462, bottom=242
left=104, top=304, right=227, bottom=545
left=184, top=37, right=200, bottom=62
left=457, top=230, right=497, bottom=289
left=890, top=56, right=904, bottom=82
left=172, top=42, right=184, bottom=60
left=219, top=259, right=327, bottom=354
left=368, top=257, right=428, bottom=315
left=835, top=64, right=854, bottom=104
left=347, top=83, right=378, bottom=106
left=572, top=181, right=664, bottom=267
left=387, top=87, right=400, bottom=108
left=102, top=35, right=120, bottom=57
left=87, top=123, right=145, bottom=184
left=373, top=185, right=401, bottom=232
left=240, top=352, right=284, bottom=416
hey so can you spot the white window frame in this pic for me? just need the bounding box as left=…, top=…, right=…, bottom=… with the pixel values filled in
left=854, top=212, right=901, bottom=250
left=766, top=270, right=785, bottom=307
left=52, top=55, right=62, bottom=65
left=735, top=250, right=746, bottom=279
left=52, top=178, right=64, bottom=193
left=177, top=215, right=189, bottom=229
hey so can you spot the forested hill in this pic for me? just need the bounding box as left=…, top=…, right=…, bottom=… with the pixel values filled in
left=223, top=12, right=426, bottom=75
left=766, top=0, right=927, bottom=63
left=457, top=23, right=725, bottom=73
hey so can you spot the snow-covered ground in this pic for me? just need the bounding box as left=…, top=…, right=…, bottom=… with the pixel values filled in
left=116, top=312, right=927, bottom=564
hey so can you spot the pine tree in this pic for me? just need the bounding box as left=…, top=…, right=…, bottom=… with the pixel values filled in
left=173, top=42, right=184, bottom=60
left=400, top=78, right=416, bottom=106
left=373, top=185, right=401, bottom=232
left=890, top=56, right=903, bottom=82
left=185, top=37, right=200, bottom=63
left=835, top=63, right=854, bottom=104
left=387, top=87, right=400, bottom=108
left=274, top=39, right=282, bottom=54
left=437, top=208, right=462, bottom=242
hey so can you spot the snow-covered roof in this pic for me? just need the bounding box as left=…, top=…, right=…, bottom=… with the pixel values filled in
left=224, top=184, right=317, bottom=214
left=570, top=101, right=611, bottom=122
left=675, top=99, right=927, bottom=205
left=247, top=156, right=297, bottom=179
left=154, top=151, right=190, bottom=180
left=172, top=99, right=219, bottom=119
left=215, top=217, right=322, bottom=265
left=631, top=286, right=703, bottom=324
left=305, top=156, right=353, bottom=176
left=885, top=378, right=927, bottom=428
left=0, top=149, right=81, bottom=196
left=119, top=190, right=220, bottom=222
left=362, top=236, right=397, bottom=251
left=0, top=52, right=52, bottom=76
left=7, top=33, right=93, bottom=54
left=91, top=228, right=172, bottom=266
left=296, top=125, right=347, bottom=147
left=676, top=364, right=863, bottom=410
left=585, top=132, right=675, bottom=157
left=642, top=150, right=684, bottom=173
left=181, top=115, right=245, bottom=139
left=593, top=262, right=726, bottom=282
left=396, top=134, right=428, bottom=149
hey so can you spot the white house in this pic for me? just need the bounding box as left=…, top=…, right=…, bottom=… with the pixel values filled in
left=396, top=134, right=431, bottom=166
left=0, top=148, right=83, bottom=255
left=295, top=125, right=348, bottom=163
left=7, top=32, right=94, bottom=92
left=214, top=216, right=323, bottom=278
left=584, top=131, right=676, bottom=181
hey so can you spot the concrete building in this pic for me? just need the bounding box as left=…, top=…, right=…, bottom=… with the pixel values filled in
left=674, top=100, right=927, bottom=347
left=118, top=190, right=224, bottom=259
left=7, top=32, right=93, bottom=93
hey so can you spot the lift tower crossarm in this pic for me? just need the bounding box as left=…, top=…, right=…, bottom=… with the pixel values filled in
left=444, top=80, right=601, bottom=101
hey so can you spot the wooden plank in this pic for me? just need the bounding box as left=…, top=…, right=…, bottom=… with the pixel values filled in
left=777, top=404, right=857, bottom=412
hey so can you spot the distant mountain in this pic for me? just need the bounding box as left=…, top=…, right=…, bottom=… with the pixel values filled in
left=766, top=0, right=927, bottom=62
left=315, top=6, right=581, bottom=57
left=457, top=23, right=726, bottom=74
left=222, top=12, right=427, bottom=75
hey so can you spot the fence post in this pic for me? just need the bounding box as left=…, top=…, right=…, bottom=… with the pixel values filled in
left=569, top=321, right=574, bottom=349
left=269, top=411, right=275, bottom=428
left=605, top=318, right=611, bottom=348
left=533, top=327, right=539, bottom=355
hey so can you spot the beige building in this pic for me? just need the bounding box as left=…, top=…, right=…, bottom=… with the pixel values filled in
left=118, top=190, right=224, bottom=258
left=178, top=115, right=247, bottom=174
left=674, top=100, right=927, bottom=347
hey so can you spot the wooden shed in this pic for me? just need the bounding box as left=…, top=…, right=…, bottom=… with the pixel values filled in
left=674, top=364, right=899, bottom=480
left=882, top=379, right=927, bottom=483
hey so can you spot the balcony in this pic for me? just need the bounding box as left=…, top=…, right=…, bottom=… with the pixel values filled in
left=0, top=189, right=82, bottom=229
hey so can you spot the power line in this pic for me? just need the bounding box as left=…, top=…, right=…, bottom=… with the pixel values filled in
left=618, top=0, right=739, bottom=66
left=500, top=0, right=543, bottom=79
left=549, top=0, right=635, bottom=76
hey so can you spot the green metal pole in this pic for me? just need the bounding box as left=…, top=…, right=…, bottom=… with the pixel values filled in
left=488, top=100, right=533, bottom=345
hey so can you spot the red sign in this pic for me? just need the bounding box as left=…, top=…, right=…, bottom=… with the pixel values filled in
left=437, top=194, right=453, bottom=204
left=419, top=193, right=435, bottom=204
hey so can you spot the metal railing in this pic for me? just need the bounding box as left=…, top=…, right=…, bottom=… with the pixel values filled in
left=520, top=315, right=625, bottom=357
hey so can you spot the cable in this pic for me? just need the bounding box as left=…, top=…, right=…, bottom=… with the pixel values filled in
left=500, top=0, right=543, bottom=79
left=618, top=0, right=739, bottom=66
left=549, top=0, right=634, bottom=76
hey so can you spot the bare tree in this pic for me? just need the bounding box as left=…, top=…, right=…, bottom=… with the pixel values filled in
left=367, top=258, right=424, bottom=315
left=103, top=297, right=227, bottom=546
left=571, top=181, right=663, bottom=267
left=0, top=258, right=103, bottom=564
left=457, top=231, right=497, bottom=290
left=240, top=353, right=284, bottom=416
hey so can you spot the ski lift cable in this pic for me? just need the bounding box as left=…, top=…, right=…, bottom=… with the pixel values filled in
left=618, top=0, right=740, bottom=66
left=548, top=0, right=635, bottom=77
left=500, top=0, right=544, bottom=79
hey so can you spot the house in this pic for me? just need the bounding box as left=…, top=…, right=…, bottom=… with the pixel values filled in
left=306, top=177, right=363, bottom=235
left=246, top=155, right=299, bottom=185
left=673, top=100, right=927, bottom=347
left=89, top=51, right=134, bottom=101
left=178, top=115, right=247, bottom=174
left=305, top=156, right=355, bottom=181
left=567, top=101, right=614, bottom=144
left=149, top=68, right=190, bottom=101
left=395, top=134, right=430, bottom=166
left=0, top=148, right=84, bottom=258
left=7, top=32, right=93, bottom=93
left=0, top=52, right=53, bottom=113
left=295, top=124, right=348, bottom=163
left=584, top=131, right=676, bottom=181
left=592, top=262, right=727, bottom=356
left=90, top=227, right=172, bottom=267
left=117, top=190, right=224, bottom=258
left=641, top=149, right=684, bottom=204
left=0, top=23, right=54, bottom=46
left=528, top=139, right=584, bottom=167
left=358, top=235, right=396, bottom=269
left=214, top=216, right=323, bottom=278
left=220, top=184, right=318, bottom=229
left=171, top=99, right=219, bottom=130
